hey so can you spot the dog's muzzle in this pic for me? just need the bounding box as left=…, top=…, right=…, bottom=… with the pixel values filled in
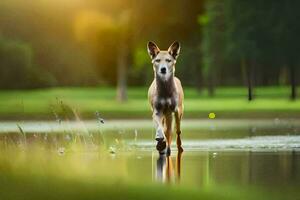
left=160, top=67, right=167, bottom=74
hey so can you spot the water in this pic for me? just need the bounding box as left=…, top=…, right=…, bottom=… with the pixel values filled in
left=127, top=151, right=300, bottom=187
left=0, top=119, right=300, bottom=198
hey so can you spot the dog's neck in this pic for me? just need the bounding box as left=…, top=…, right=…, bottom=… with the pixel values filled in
left=155, top=74, right=175, bottom=98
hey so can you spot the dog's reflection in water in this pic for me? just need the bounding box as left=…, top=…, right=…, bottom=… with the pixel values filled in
left=156, top=141, right=183, bottom=183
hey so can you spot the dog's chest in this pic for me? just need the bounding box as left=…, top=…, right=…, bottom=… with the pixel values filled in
left=154, top=96, right=177, bottom=112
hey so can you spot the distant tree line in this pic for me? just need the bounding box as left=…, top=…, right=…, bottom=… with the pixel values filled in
left=200, top=0, right=300, bottom=100
left=0, top=0, right=203, bottom=101
left=0, top=0, right=299, bottom=101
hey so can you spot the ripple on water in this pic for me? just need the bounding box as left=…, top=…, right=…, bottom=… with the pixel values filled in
left=130, top=135, right=300, bottom=151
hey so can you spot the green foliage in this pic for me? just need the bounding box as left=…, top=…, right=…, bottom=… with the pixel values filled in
left=0, top=37, right=32, bottom=89
left=130, top=46, right=153, bottom=85
left=133, top=47, right=149, bottom=70
left=36, top=39, right=98, bottom=86
left=0, top=0, right=205, bottom=88
left=200, top=0, right=300, bottom=86
left=0, top=37, right=51, bottom=89
left=200, top=0, right=225, bottom=78
left=1, top=0, right=299, bottom=89
left=0, top=36, right=65, bottom=89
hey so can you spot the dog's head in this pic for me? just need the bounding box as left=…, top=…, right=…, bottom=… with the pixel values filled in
left=147, top=41, right=180, bottom=81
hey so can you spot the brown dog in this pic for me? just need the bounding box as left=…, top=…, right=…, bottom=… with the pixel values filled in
left=147, top=41, right=184, bottom=155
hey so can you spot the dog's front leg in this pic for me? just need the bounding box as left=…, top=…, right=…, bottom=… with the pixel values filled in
left=153, top=110, right=167, bottom=153
left=175, top=109, right=183, bottom=152
left=152, top=110, right=165, bottom=141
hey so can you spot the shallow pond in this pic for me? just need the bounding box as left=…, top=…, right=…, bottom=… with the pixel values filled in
left=0, top=119, right=300, bottom=199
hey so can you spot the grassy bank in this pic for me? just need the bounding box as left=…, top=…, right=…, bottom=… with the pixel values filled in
left=0, top=86, right=299, bottom=120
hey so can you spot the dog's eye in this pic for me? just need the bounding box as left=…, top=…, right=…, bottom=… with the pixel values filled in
left=166, top=59, right=172, bottom=63
left=155, top=59, right=161, bottom=63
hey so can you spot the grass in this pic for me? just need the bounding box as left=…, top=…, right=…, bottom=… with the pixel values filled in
left=0, top=173, right=285, bottom=200
left=0, top=86, right=299, bottom=119
left=2, top=175, right=295, bottom=200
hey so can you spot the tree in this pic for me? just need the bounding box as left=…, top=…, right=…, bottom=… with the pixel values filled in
left=202, top=0, right=300, bottom=101
left=224, top=0, right=266, bottom=101
left=0, top=37, right=38, bottom=89
left=275, top=1, right=300, bottom=100
left=74, top=9, right=133, bottom=102
left=199, top=0, right=225, bottom=96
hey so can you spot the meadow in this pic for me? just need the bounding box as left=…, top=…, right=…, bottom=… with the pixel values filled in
left=0, top=86, right=299, bottom=120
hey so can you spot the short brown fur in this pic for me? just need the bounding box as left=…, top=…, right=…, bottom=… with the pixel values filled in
left=147, top=41, right=184, bottom=155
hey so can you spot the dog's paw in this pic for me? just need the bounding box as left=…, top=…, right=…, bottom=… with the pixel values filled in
left=156, top=140, right=167, bottom=153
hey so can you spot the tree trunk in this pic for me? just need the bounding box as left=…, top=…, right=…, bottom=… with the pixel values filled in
left=247, top=69, right=253, bottom=101
left=242, top=59, right=254, bottom=101
left=116, top=44, right=128, bottom=102
left=290, top=64, right=297, bottom=100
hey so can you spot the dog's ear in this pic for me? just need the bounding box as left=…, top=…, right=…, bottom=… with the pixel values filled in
left=168, top=41, right=180, bottom=59
left=147, top=41, right=160, bottom=59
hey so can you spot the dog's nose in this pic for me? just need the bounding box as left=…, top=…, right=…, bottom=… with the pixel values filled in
left=160, top=67, right=167, bottom=74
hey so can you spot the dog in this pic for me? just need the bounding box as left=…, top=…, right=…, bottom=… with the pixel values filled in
left=147, top=41, right=184, bottom=155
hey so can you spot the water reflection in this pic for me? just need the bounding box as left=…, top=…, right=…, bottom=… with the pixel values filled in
left=156, top=134, right=183, bottom=184
left=155, top=150, right=300, bottom=187
left=156, top=150, right=183, bottom=183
